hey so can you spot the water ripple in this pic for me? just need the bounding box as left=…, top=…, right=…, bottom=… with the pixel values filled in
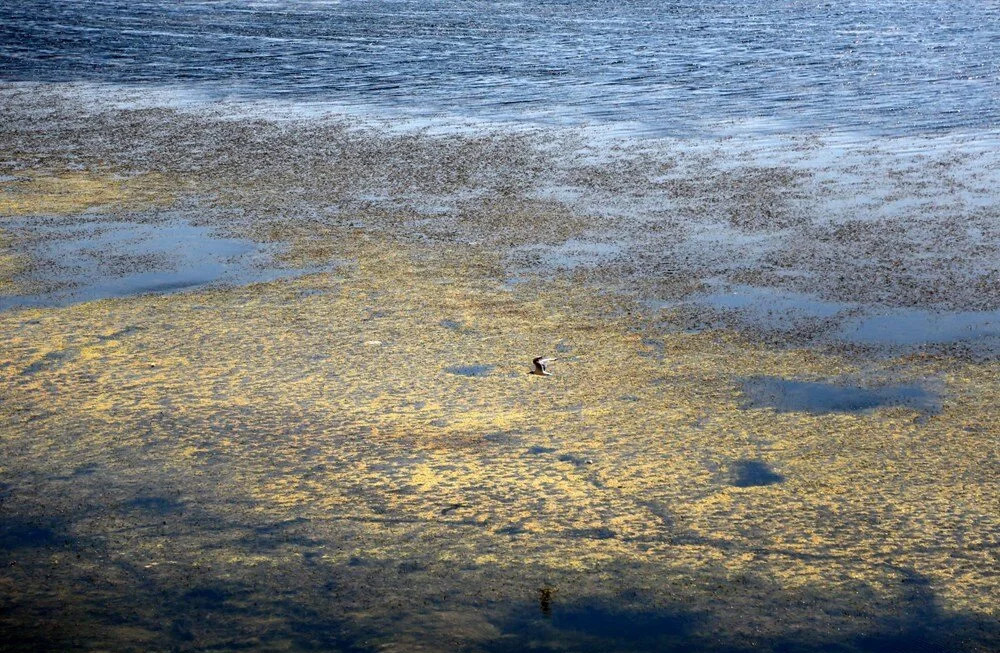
left=1, top=0, right=997, bottom=135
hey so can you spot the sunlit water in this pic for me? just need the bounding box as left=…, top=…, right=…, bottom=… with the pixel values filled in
left=2, top=0, right=998, bottom=136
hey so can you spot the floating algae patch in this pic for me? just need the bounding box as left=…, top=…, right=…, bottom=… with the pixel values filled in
left=740, top=376, right=940, bottom=415
left=0, top=219, right=313, bottom=310
left=0, top=252, right=27, bottom=293
left=0, top=231, right=997, bottom=651
left=0, top=171, right=176, bottom=215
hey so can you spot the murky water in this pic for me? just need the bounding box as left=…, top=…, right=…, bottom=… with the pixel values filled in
left=2, top=0, right=998, bottom=136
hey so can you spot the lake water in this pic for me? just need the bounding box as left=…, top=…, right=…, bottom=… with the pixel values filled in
left=3, top=5, right=1000, bottom=650
left=3, top=0, right=1000, bottom=352
left=2, top=0, right=998, bottom=136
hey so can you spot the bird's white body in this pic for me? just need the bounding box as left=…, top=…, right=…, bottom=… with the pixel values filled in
left=530, top=356, right=557, bottom=376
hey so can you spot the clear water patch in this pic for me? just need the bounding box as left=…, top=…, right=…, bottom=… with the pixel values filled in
left=839, top=307, right=1000, bottom=347
left=741, top=376, right=940, bottom=415
left=0, top=219, right=318, bottom=310
left=695, top=283, right=848, bottom=324
left=675, top=281, right=1000, bottom=355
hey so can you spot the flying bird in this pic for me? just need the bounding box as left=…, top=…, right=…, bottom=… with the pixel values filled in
left=530, top=356, right=558, bottom=376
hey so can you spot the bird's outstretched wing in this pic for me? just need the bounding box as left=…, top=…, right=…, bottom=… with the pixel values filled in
left=532, top=356, right=558, bottom=373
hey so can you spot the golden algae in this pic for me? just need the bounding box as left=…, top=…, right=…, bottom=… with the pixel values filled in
left=0, top=171, right=177, bottom=216
left=0, top=229, right=28, bottom=294
left=0, top=231, right=997, bottom=650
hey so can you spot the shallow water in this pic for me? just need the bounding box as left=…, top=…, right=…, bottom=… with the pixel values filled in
left=676, top=283, right=1000, bottom=350
left=741, top=376, right=940, bottom=415
left=2, top=4, right=999, bottom=651
left=0, top=219, right=306, bottom=310
left=2, top=0, right=998, bottom=136
left=511, top=238, right=622, bottom=270
left=692, top=283, right=849, bottom=326
left=841, top=307, right=1000, bottom=346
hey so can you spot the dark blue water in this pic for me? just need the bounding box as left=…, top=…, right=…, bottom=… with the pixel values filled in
left=1, top=0, right=998, bottom=135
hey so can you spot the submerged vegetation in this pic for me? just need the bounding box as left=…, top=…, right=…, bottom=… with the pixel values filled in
left=0, top=88, right=998, bottom=651
left=2, top=225, right=998, bottom=650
